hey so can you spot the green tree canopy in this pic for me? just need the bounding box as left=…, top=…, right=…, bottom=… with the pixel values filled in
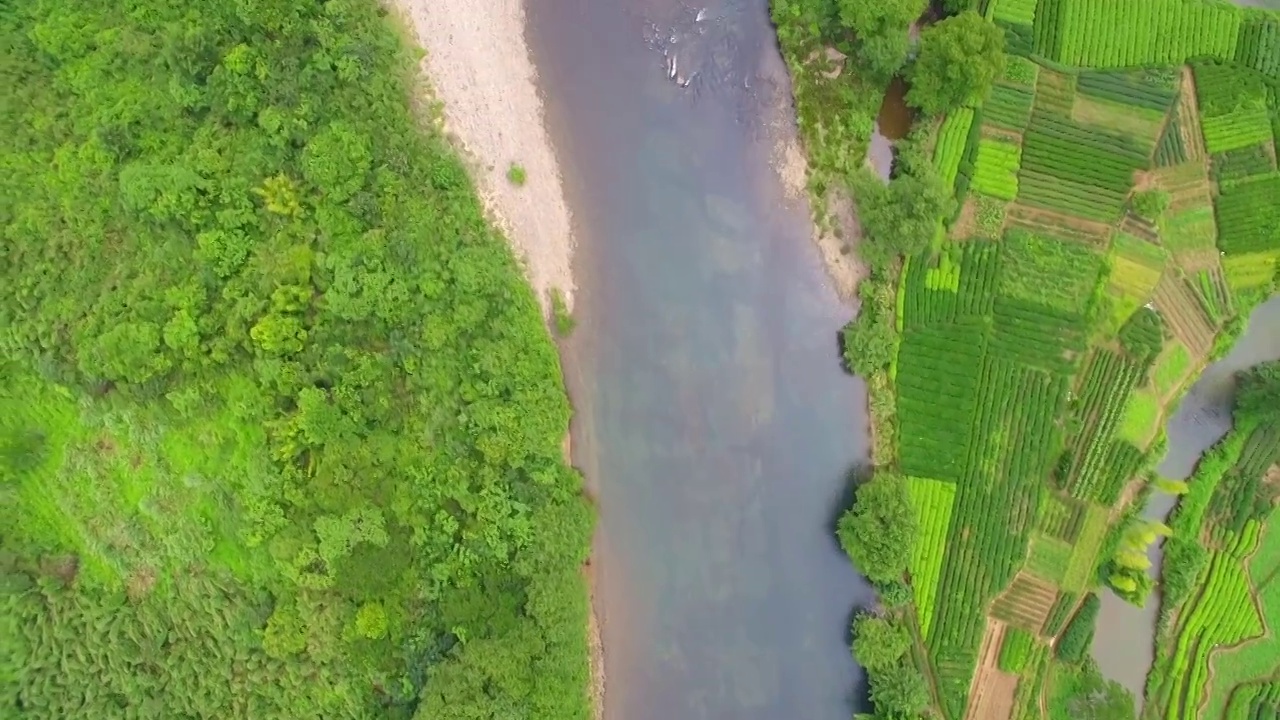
left=837, top=473, right=918, bottom=585
left=852, top=613, right=912, bottom=672
left=907, top=11, right=1007, bottom=115
left=836, top=0, right=929, bottom=78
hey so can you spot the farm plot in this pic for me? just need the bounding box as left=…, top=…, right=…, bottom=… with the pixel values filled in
left=1160, top=552, right=1264, bottom=720
left=1076, top=67, right=1181, bottom=113
left=1154, top=341, right=1194, bottom=398
left=1216, top=172, right=1280, bottom=256
left=1154, top=272, right=1217, bottom=357
left=1159, top=206, right=1218, bottom=254
left=1060, top=348, right=1146, bottom=502
left=1211, top=144, right=1277, bottom=186
left=1106, top=231, right=1168, bottom=327
left=990, top=0, right=1038, bottom=56
left=1038, top=493, right=1085, bottom=543
left=972, top=138, right=1023, bottom=200
left=1061, top=503, right=1110, bottom=591
left=1119, top=389, right=1161, bottom=447
left=1234, top=14, right=1280, bottom=78
left=992, top=572, right=1060, bottom=634
left=1018, top=114, right=1147, bottom=221
left=901, top=243, right=1000, bottom=328
left=963, top=620, right=1019, bottom=720
left=896, top=322, right=988, bottom=481
left=908, top=477, right=958, bottom=641
left=935, top=108, right=977, bottom=190
left=986, top=85, right=1035, bottom=131
left=989, top=298, right=1086, bottom=375
left=1045, top=0, right=1242, bottom=68
left=997, top=229, right=1104, bottom=315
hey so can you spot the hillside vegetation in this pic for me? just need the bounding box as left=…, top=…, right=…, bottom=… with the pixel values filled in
left=0, top=1, right=592, bottom=718
left=772, top=0, right=1280, bottom=717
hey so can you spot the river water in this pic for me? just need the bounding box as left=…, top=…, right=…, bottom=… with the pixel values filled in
left=1094, top=296, right=1280, bottom=699
left=525, top=1, right=876, bottom=719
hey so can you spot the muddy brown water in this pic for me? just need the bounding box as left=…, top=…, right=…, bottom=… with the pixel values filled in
left=524, top=1, right=876, bottom=718
left=1093, top=296, right=1280, bottom=702
left=868, top=77, right=913, bottom=179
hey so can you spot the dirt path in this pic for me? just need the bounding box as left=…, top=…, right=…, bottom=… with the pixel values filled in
left=965, top=618, right=1019, bottom=720
left=393, top=0, right=576, bottom=315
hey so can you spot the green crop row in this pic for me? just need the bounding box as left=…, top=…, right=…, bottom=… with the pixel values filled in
left=1003, top=56, right=1040, bottom=87
left=989, top=297, right=1087, bottom=375
left=1211, top=144, right=1276, bottom=185
left=1201, top=108, right=1273, bottom=153
left=1224, top=681, right=1280, bottom=719
left=986, top=85, right=1036, bottom=130
left=1021, top=114, right=1147, bottom=194
left=1016, top=170, right=1125, bottom=222
left=1039, top=493, right=1085, bottom=543
left=1076, top=67, right=1180, bottom=112
left=897, top=321, right=989, bottom=482
left=1155, top=105, right=1188, bottom=167
left=901, top=242, right=1000, bottom=329
left=973, top=138, right=1023, bottom=201
left=1223, top=251, right=1280, bottom=293
left=998, top=228, right=1105, bottom=314
left=935, top=107, right=976, bottom=191
left=1194, top=61, right=1270, bottom=118
left=1235, top=14, right=1280, bottom=78
left=1216, top=173, right=1280, bottom=255
left=1162, top=552, right=1264, bottom=720
left=1045, top=0, right=1241, bottom=68
left=1062, top=348, right=1145, bottom=502
left=998, top=627, right=1037, bottom=673
left=908, top=477, right=958, bottom=641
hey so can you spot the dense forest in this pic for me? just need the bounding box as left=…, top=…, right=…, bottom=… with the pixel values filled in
left=0, top=1, right=592, bottom=717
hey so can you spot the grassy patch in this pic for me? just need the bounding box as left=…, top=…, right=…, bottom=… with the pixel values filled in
left=1154, top=342, right=1194, bottom=396
left=1118, top=389, right=1161, bottom=446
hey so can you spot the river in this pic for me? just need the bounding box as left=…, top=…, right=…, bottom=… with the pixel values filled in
left=524, top=0, right=877, bottom=718
left=1093, top=295, right=1280, bottom=700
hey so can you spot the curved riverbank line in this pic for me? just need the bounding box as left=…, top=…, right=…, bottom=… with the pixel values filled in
left=395, top=0, right=577, bottom=312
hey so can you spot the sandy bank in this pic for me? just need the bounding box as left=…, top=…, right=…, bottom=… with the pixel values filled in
left=395, top=0, right=576, bottom=313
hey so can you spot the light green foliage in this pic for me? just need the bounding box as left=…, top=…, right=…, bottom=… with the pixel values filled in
left=998, top=626, right=1037, bottom=673
left=1107, top=232, right=1168, bottom=327
left=908, top=12, right=1008, bottom=115
left=972, top=138, right=1022, bottom=201
left=1159, top=206, right=1218, bottom=253
left=907, top=477, right=957, bottom=639
left=507, top=163, right=528, bottom=186
left=1047, top=0, right=1241, bottom=68
left=1062, top=504, right=1110, bottom=592
left=975, top=194, right=1007, bottom=237
left=1003, top=56, right=1040, bottom=86
left=998, top=229, right=1104, bottom=314
left=934, top=108, right=976, bottom=190
left=1118, top=389, right=1161, bottom=446
left=1131, top=190, right=1172, bottom=222
left=1027, top=533, right=1073, bottom=582
left=0, top=1, right=593, bottom=716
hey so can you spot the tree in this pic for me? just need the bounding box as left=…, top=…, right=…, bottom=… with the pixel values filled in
left=1130, top=189, right=1171, bottom=221
left=836, top=0, right=929, bottom=78
left=852, top=614, right=912, bottom=671
left=1056, top=593, right=1100, bottom=663
left=842, top=315, right=896, bottom=377
left=907, top=11, right=1006, bottom=115
left=837, top=473, right=918, bottom=585
left=1238, top=361, right=1280, bottom=424
left=868, top=664, right=931, bottom=718
left=1062, top=663, right=1136, bottom=720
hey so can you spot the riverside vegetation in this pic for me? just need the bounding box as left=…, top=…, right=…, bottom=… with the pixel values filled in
left=0, top=1, right=592, bottom=718
left=771, top=0, right=1280, bottom=718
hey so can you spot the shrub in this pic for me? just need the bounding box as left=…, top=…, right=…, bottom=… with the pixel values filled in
left=1057, top=593, right=1100, bottom=663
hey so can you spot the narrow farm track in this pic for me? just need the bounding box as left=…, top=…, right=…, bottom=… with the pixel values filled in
left=1177, top=67, right=1208, bottom=163
left=963, top=619, right=1019, bottom=720
left=1153, top=272, right=1215, bottom=357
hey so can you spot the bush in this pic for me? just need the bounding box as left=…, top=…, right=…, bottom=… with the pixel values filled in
left=1057, top=593, right=1101, bottom=663
left=837, top=473, right=919, bottom=585
left=1130, top=189, right=1171, bottom=221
